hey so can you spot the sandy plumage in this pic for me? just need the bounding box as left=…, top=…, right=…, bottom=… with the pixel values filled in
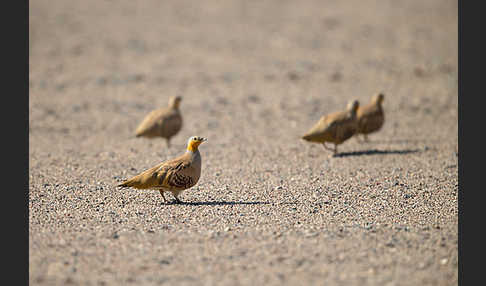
left=356, top=93, right=385, bottom=141
left=118, top=136, right=207, bottom=203
left=302, top=100, right=360, bottom=155
left=135, top=96, right=183, bottom=147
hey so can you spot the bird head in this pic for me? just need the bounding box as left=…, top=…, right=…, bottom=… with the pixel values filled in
left=187, top=136, right=207, bottom=152
left=169, top=96, right=183, bottom=109
left=347, top=99, right=360, bottom=114
left=372, top=93, right=385, bottom=105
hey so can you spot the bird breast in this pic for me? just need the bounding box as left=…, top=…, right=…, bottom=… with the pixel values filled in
left=186, top=150, right=202, bottom=183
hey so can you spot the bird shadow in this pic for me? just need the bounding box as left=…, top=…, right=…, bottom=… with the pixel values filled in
left=360, top=138, right=440, bottom=144
left=333, top=148, right=421, bottom=158
left=164, top=201, right=272, bottom=206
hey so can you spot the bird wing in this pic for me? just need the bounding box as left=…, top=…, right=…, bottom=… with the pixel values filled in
left=358, top=102, right=381, bottom=118
left=318, top=112, right=344, bottom=133
left=118, top=155, right=195, bottom=190
left=151, top=159, right=195, bottom=190
left=159, top=112, right=182, bottom=134
left=302, top=114, right=336, bottom=140
left=135, top=108, right=171, bottom=135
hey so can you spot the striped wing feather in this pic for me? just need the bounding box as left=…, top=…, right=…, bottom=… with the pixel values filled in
left=118, top=155, right=194, bottom=190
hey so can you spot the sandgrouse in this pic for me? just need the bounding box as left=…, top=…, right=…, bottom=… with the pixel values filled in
left=135, top=96, right=183, bottom=147
left=356, top=93, right=385, bottom=142
left=118, top=136, right=207, bottom=204
left=302, top=100, right=360, bottom=155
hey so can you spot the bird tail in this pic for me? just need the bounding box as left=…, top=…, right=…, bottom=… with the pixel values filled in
left=302, top=134, right=312, bottom=141
left=302, top=132, right=318, bottom=142
left=117, top=179, right=134, bottom=188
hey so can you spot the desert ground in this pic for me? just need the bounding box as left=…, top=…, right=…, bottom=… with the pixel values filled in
left=29, top=0, right=458, bottom=285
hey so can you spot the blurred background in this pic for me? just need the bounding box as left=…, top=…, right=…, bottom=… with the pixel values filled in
left=29, top=0, right=457, bottom=148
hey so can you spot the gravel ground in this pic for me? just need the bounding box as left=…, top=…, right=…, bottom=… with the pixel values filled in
left=29, top=0, right=458, bottom=285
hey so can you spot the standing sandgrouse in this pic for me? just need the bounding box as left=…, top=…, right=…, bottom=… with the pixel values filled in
left=117, top=136, right=207, bottom=204
left=302, top=100, right=360, bottom=155
left=356, top=93, right=385, bottom=142
left=135, top=96, right=183, bottom=147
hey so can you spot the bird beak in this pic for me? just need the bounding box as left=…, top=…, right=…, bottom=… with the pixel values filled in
left=201, top=138, right=208, bottom=142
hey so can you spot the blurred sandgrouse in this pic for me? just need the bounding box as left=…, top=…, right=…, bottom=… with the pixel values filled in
left=302, top=100, right=360, bottom=155
left=356, top=93, right=385, bottom=142
left=118, top=136, right=207, bottom=203
left=135, top=96, right=183, bottom=147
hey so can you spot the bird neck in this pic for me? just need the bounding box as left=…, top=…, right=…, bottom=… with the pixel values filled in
left=186, top=145, right=199, bottom=153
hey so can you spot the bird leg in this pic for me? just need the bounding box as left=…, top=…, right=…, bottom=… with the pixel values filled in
left=166, top=139, right=171, bottom=148
left=333, top=144, right=338, bottom=155
left=322, top=142, right=335, bottom=152
left=363, top=134, right=369, bottom=142
left=159, top=190, right=167, bottom=203
left=173, top=196, right=182, bottom=204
